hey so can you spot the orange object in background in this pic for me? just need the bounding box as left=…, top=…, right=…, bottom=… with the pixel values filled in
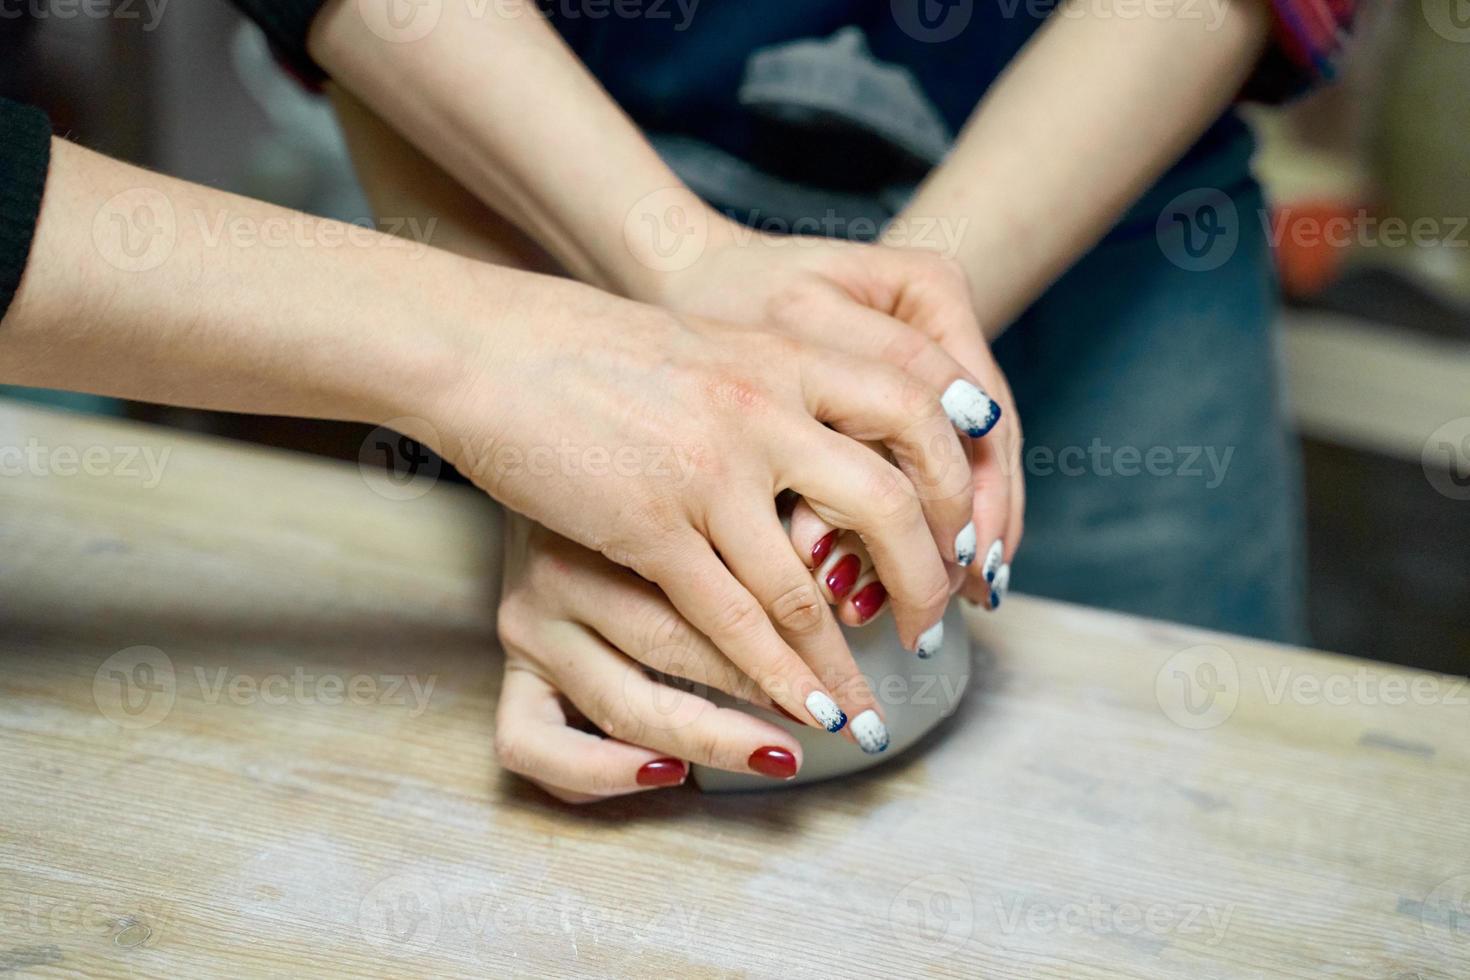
left=1269, top=200, right=1361, bottom=299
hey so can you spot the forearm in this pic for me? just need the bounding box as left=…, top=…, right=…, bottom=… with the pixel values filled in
left=899, top=0, right=1271, bottom=338
left=308, top=0, right=715, bottom=298
left=1, top=137, right=484, bottom=424
left=328, top=85, right=556, bottom=272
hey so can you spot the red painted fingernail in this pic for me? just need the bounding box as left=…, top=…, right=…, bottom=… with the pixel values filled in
left=811, top=530, right=838, bottom=567
left=748, top=746, right=798, bottom=780
left=825, top=553, right=861, bottom=600
left=636, top=758, right=688, bottom=787
left=851, top=581, right=888, bottom=623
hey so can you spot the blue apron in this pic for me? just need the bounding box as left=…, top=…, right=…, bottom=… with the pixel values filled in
left=548, top=0, right=1307, bottom=642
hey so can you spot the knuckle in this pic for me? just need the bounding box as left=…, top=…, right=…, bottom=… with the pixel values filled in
left=767, top=580, right=826, bottom=637
left=882, top=329, right=934, bottom=377
left=638, top=607, right=696, bottom=669
left=861, top=465, right=919, bottom=525
left=585, top=767, right=628, bottom=798
left=709, top=595, right=769, bottom=643
left=931, top=252, right=968, bottom=285
left=602, top=508, right=685, bottom=577
left=492, top=726, right=532, bottom=776
left=687, top=724, right=733, bottom=768
left=588, top=688, right=638, bottom=741
left=703, top=372, right=775, bottom=416
left=911, top=573, right=952, bottom=614
left=494, top=594, right=537, bottom=653
left=890, top=369, right=942, bottom=424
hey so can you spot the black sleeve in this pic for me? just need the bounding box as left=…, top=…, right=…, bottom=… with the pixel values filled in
left=228, top=0, right=332, bottom=85
left=0, top=98, right=52, bottom=326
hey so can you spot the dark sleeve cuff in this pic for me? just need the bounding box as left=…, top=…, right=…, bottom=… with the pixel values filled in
left=1241, top=0, right=1356, bottom=104
left=0, top=98, right=52, bottom=326
left=229, top=0, right=332, bottom=87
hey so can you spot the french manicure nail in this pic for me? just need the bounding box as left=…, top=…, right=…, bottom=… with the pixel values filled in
left=955, top=522, right=977, bottom=566
left=851, top=581, right=888, bottom=623
left=748, top=746, right=798, bottom=780
left=636, top=758, right=688, bottom=787
left=989, top=563, right=1011, bottom=611
left=851, top=710, right=890, bottom=755
left=915, top=618, right=944, bottom=659
left=825, top=553, right=861, bottom=600
left=805, top=691, right=848, bottom=733
left=811, top=530, right=837, bottom=567
left=982, top=539, right=1003, bottom=583
left=941, top=379, right=1002, bottom=438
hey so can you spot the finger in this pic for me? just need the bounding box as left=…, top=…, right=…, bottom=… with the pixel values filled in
left=813, top=529, right=873, bottom=607
left=874, top=252, right=1023, bottom=586
left=643, top=534, right=840, bottom=732
left=554, top=558, right=779, bottom=710
left=493, top=664, right=688, bottom=801
left=545, top=624, right=809, bottom=778
left=788, top=497, right=839, bottom=570
left=781, top=427, right=949, bottom=650
left=960, top=392, right=1023, bottom=609
left=711, top=506, right=883, bottom=740
left=778, top=284, right=1001, bottom=438
left=819, top=535, right=887, bottom=628
left=797, top=347, right=974, bottom=565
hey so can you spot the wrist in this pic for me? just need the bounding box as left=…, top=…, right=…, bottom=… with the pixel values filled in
left=890, top=204, right=1010, bottom=342
left=616, top=197, right=740, bottom=306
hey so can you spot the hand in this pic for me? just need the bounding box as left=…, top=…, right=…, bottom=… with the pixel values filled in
left=653, top=231, right=1024, bottom=606
left=424, top=273, right=973, bottom=729
left=493, top=513, right=899, bottom=802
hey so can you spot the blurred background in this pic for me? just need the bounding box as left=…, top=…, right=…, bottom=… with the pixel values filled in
left=2, top=1, right=1467, bottom=673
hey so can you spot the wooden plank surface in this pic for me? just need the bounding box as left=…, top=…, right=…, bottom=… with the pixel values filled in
left=1281, top=309, right=1470, bottom=464
left=0, top=400, right=1466, bottom=979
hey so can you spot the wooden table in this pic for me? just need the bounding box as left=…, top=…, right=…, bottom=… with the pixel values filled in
left=1, top=401, right=1466, bottom=979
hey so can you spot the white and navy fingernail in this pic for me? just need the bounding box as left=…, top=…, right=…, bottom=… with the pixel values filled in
left=851, top=709, right=890, bottom=755
left=955, top=522, right=977, bottom=566
left=941, top=380, right=1002, bottom=438
left=982, top=539, right=1004, bottom=584
left=989, top=563, right=1011, bottom=611
left=805, top=691, right=848, bottom=733
left=915, top=619, right=944, bottom=659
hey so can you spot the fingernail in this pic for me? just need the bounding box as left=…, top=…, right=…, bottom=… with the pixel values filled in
left=636, top=758, right=688, bottom=787
left=825, top=553, right=861, bottom=600
left=989, top=563, right=1011, bottom=611
left=851, top=581, right=887, bottom=623
left=982, top=539, right=1003, bottom=583
left=941, top=379, right=1001, bottom=438
left=955, top=522, right=977, bottom=566
left=805, top=691, right=848, bottom=733
left=915, top=618, right=944, bottom=659
left=851, top=710, right=890, bottom=755
left=748, top=746, right=798, bottom=780
left=811, top=530, right=837, bottom=567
